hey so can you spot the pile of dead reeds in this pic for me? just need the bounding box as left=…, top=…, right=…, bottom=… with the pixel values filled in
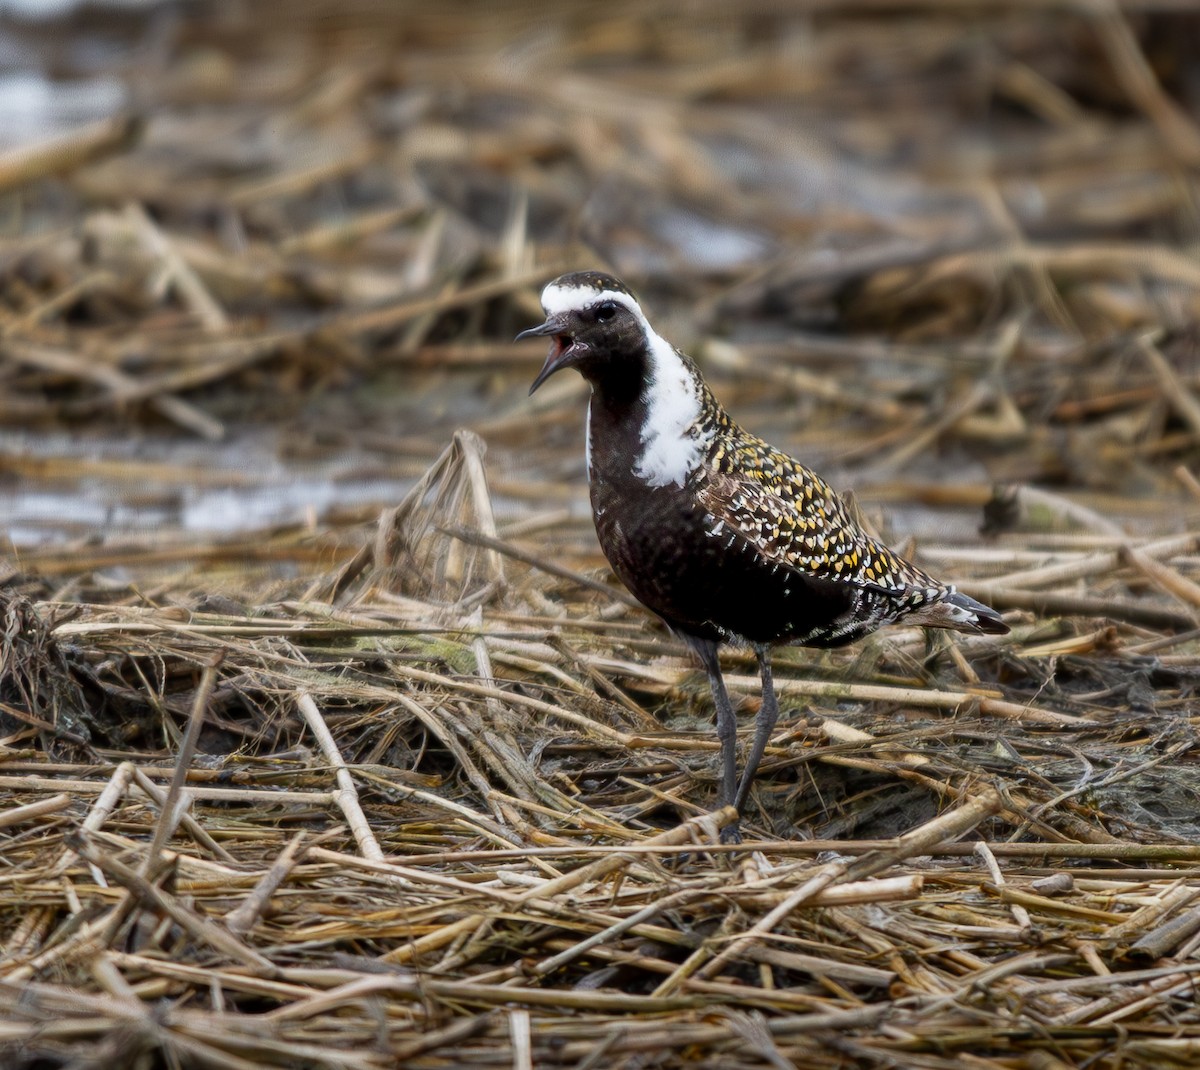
left=2, top=428, right=1200, bottom=1067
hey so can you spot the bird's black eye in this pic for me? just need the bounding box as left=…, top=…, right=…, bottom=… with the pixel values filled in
left=595, top=301, right=617, bottom=323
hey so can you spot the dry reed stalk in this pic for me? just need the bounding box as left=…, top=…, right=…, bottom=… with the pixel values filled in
left=513, top=806, right=735, bottom=902
left=1120, top=544, right=1200, bottom=612
left=982, top=532, right=1199, bottom=590
left=1092, top=5, right=1200, bottom=166
left=48, top=760, right=137, bottom=886
left=71, top=836, right=277, bottom=972
left=381, top=839, right=1200, bottom=864
left=604, top=657, right=1090, bottom=728
left=0, top=113, right=142, bottom=195
left=992, top=484, right=1127, bottom=537
left=223, top=831, right=307, bottom=937
left=685, top=788, right=1001, bottom=988
left=126, top=202, right=229, bottom=333
left=140, top=655, right=221, bottom=874
left=326, top=265, right=563, bottom=340
left=0, top=792, right=70, bottom=826
left=0, top=772, right=337, bottom=805
left=960, top=585, right=1198, bottom=630
left=130, top=767, right=237, bottom=863
left=297, top=690, right=384, bottom=861
left=3, top=338, right=225, bottom=440
left=444, top=524, right=644, bottom=608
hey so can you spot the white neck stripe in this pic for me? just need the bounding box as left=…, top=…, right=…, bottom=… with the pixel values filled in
left=540, top=279, right=709, bottom=489
left=633, top=331, right=708, bottom=487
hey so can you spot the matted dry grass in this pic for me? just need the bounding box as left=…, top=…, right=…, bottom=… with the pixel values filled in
left=4, top=2, right=1200, bottom=1068
left=3, top=432, right=1200, bottom=1068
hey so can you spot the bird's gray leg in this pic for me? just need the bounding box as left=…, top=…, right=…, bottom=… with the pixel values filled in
left=733, top=646, right=779, bottom=816
left=690, top=637, right=740, bottom=842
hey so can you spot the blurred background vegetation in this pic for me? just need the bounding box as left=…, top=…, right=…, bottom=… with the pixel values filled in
left=7, top=8, right=1200, bottom=1067
left=4, top=0, right=1200, bottom=566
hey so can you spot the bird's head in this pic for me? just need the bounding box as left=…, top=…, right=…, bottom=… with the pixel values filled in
left=519, top=271, right=650, bottom=395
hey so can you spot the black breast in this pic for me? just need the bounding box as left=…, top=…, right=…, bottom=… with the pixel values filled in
left=593, top=483, right=870, bottom=647
left=587, top=417, right=866, bottom=648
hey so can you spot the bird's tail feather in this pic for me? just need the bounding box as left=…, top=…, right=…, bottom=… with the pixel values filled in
left=906, top=588, right=1009, bottom=635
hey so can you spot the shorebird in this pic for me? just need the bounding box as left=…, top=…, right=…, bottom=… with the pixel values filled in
left=519, top=270, right=1008, bottom=841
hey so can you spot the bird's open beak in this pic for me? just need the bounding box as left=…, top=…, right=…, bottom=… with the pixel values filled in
left=519, top=314, right=583, bottom=395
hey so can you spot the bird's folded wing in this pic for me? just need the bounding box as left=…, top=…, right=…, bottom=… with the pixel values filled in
left=695, top=446, right=932, bottom=595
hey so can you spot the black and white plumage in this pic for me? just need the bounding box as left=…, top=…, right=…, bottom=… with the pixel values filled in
left=519, top=270, right=1008, bottom=840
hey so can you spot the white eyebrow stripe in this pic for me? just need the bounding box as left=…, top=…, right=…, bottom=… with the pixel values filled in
left=539, top=284, right=648, bottom=329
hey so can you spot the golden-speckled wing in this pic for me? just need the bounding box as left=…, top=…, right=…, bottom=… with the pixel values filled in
left=695, top=432, right=933, bottom=594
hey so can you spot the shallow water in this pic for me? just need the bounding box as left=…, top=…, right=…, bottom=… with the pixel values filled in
left=0, top=427, right=417, bottom=547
